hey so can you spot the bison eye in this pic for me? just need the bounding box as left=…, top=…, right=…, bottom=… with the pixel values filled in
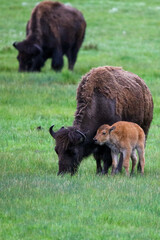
left=102, top=132, right=106, bottom=135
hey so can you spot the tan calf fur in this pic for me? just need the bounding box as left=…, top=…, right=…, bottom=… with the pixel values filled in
left=94, top=121, right=145, bottom=176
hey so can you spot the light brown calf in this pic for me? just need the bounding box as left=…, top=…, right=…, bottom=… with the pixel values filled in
left=93, top=121, right=145, bottom=176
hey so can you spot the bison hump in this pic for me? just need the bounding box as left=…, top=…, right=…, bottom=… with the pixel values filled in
left=76, top=66, right=153, bottom=125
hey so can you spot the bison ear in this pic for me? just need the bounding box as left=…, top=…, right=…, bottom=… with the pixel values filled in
left=76, top=130, right=86, bottom=143
left=33, top=44, right=43, bottom=55
left=109, top=126, right=116, bottom=134
left=68, top=130, right=86, bottom=145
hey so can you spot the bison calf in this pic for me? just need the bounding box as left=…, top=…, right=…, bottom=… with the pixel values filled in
left=94, top=121, right=145, bottom=176
left=13, top=1, right=86, bottom=72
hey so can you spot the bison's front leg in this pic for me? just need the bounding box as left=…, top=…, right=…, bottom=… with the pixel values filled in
left=102, top=147, right=112, bottom=174
left=52, top=48, right=64, bottom=71
left=93, top=152, right=102, bottom=174
left=115, top=153, right=123, bottom=173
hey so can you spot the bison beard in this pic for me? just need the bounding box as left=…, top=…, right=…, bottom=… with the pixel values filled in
left=13, top=1, right=86, bottom=72
left=49, top=66, right=153, bottom=175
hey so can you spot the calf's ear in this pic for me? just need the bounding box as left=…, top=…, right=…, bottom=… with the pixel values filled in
left=109, top=126, right=116, bottom=134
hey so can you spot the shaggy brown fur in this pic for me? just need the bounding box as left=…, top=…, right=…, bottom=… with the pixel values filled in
left=94, top=121, right=145, bottom=176
left=13, top=1, right=86, bottom=72
left=74, top=66, right=153, bottom=136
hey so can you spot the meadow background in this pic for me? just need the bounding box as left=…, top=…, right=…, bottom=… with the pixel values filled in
left=0, top=0, right=160, bottom=239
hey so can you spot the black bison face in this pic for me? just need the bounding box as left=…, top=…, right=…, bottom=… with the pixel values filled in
left=13, top=41, right=44, bottom=72
left=49, top=125, right=86, bottom=175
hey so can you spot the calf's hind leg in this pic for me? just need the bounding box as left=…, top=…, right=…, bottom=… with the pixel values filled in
left=137, top=145, right=145, bottom=176
left=130, top=149, right=137, bottom=175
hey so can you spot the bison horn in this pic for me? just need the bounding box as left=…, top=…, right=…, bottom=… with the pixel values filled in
left=49, top=125, right=56, bottom=138
left=13, top=42, right=18, bottom=49
left=34, top=44, right=43, bottom=54
left=76, top=130, right=86, bottom=142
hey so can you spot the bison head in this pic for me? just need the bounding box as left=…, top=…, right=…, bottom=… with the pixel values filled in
left=13, top=40, right=44, bottom=72
left=49, top=125, right=86, bottom=175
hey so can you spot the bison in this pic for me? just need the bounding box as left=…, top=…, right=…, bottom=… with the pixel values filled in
left=49, top=66, right=153, bottom=175
left=13, top=1, right=86, bottom=72
left=93, top=121, right=145, bottom=176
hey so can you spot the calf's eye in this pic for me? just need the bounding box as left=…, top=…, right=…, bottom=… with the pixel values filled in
left=102, top=132, right=106, bottom=135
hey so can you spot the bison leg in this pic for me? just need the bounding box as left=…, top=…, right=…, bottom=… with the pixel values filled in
left=102, top=147, right=112, bottom=174
left=93, top=152, right=102, bottom=174
left=51, top=48, right=64, bottom=71
left=66, top=46, right=79, bottom=71
left=115, top=153, right=123, bottom=174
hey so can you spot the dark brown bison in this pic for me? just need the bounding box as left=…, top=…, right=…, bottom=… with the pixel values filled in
left=13, top=1, right=86, bottom=72
left=49, top=66, right=153, bottom=175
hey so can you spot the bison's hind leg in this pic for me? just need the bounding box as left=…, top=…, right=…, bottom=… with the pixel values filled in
left=51, top=48, right=64, bottom=71
left=66, top=49, right=78, bottom=71
left=66, top=39, right=83, bottom=71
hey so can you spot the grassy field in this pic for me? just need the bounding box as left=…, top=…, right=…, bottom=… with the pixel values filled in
left=0, top=0, right=160, bottom=239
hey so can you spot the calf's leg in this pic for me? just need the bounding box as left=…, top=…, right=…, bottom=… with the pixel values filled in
left=122, top=149, right=131, bottom=176
left=111, top=152, right=119, bottom=176
left=130, top=149, right=137, bottom=175
left=137, top=145, right=145, bottom=176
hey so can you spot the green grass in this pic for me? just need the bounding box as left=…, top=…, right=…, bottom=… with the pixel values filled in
left=0, top=0, right=160, bottom=239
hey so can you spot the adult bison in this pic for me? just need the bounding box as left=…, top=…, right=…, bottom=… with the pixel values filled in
left=13, top=1, right=86, bottom=72
left=49, top=66, right=153, bottom=175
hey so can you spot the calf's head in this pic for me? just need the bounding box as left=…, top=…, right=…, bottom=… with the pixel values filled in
left=49, top=125, right=86, bottom=175
left=93, top=124, right=116, bottom=144
left=13, top=40, right=44, bottom=72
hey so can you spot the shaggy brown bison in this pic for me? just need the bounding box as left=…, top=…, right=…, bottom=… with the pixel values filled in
left=13, top=1, right=86, bottom=72
left=93, top=121, right=145, bottom=176
left=49, top=66, right=153, bottom=175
